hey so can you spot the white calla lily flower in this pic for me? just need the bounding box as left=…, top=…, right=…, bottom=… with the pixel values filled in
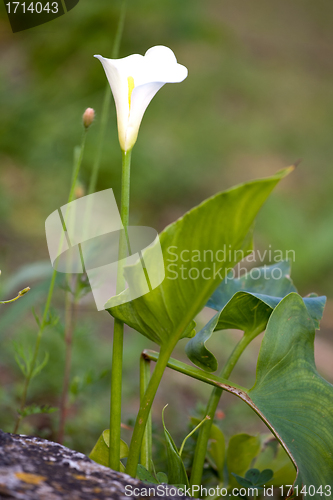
left=94, top=46, right=188, bottom=152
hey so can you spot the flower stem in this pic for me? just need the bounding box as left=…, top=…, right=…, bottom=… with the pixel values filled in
left=125, top=343, right=249, bottom=479
left=88, top=88, right=110, bottom=196
left=141, top=350, right=246, bottom=393
left=120, top=150, right=131, bottom=251
left=140, top=353, right=152, bottom=471
left=108, top=149, right=131, bottom=470
left=88, top=0, right=127, bottom=196
left=89, top=0, right=129, bottom=469
left=190, top=327, right=262, bottom=492
left=13, top=130, right=88, bottom=434
left=179, top=415, right=210, bottom=458
left=125, top=342, right=176, bottom=478
left=68, top=131, right=87, bottom=203
left=109, top=318, right=124, bottom=470
left=57, top=276, right=79, bottom=444
left=0, top=288, right=30, bottom=304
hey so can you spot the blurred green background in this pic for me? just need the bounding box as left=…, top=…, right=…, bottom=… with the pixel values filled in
left=0, top=0, right=333, bottom=466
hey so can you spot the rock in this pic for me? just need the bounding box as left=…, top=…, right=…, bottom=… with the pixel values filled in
left=0, top=430, right=192, bottom=499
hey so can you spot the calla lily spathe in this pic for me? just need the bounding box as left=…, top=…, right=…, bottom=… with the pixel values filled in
left=94, top=46, right=188, bottom=152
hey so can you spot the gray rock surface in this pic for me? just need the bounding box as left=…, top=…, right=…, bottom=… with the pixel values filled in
left=0, top=430, right=191, bottom=499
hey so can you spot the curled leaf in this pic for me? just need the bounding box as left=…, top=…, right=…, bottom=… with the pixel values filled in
left=186, top=261, right=326, bottom=371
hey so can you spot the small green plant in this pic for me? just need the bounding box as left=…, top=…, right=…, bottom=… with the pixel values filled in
left=232, top=468, right=274, bottom=500
left=232, top=468, right=274, bottom=490
left=83, top=17, right=332, bottom=496
left=87, top=21, right=332, bottom=496
left=3, top=3, right=333, bottom=499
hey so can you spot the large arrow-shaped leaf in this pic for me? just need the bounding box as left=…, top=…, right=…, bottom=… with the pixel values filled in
left=147, top=293, right=333, bottom=495
left=186, top=261, right=326, bottom=371
left=247, top=293, right=333, bottom=493
left=106, top=168, right=292, bottom=348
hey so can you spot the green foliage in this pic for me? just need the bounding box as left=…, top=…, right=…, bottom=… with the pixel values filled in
left=145, top=289, right=333, bottom=492
left=186, top=261, right=326, bottom=371
left=232, top=468, right=273, bottom=489
left=136, top=464, right=160, bottom=484
left=14, top=342, right=49, bottom=379
left=17, top=404, right=58, bottom=418
left=107, top=169, right=292, bottom=348
left=156, top=472, right=168, bottom=484
left=207, top=425, right=225, bottom=482
left=227, top=434, right=261, bottom=489
left=89, top=429, right=128, bottom=470
left=136, top=465, right=168, bottom=485
left=69, top=368, right=109, bottom=400
left=162, top=406, right=189, bottom=488
left=1, top=1, right=333, bottom=492
left=246, top=293, right=333, bottom=492
left=190, top=414, right=294, bottom=489
left=253, top=438, right=296, bottom=487
left=191, top=293, right=333, bottom=493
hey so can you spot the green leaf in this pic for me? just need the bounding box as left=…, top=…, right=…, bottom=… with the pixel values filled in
left=231, top=473, right=254, bottom=488
left=156, top=472, right=168, bottom=484
left=208, top=423, right=226, bottom=481
left=136, top=465, right=168, bottom=485
left=253, top=438, right=296, bottom=486
left=186, top=261, right=326, bottom=371
left=31, top=308, right=41, bottom=328
left=162, top=406, right=189, bottom=487
left=244, top=468, right=260, bottom=484
left=106, top=168, right=293, bottom=349
left=256, top=469, right=274, bottom=485
left=31, top=351, right=49, bottom=379
left=148, top=292, right=333, bottom=494
left=136, top=464, right=159, bottom=484
left=18, top=404, right=58, bottom=418
left=232, top=468, right=273, bottom=489
left=185, top=313, right=220, bottom=372
left=246, top=293, right=333, bottom=492
left=14, top=349, right=29, bottom=378
left=13, top=341, right=32, bottom=377
left=208, top=260, right=295, bottom=311
left=13, top=343, right=49, bottom=379
left=43, top=308, right=60, bottom=329
left=89, top=429, right=128, bottom=468
left=227, top=434, right=261, bottom=488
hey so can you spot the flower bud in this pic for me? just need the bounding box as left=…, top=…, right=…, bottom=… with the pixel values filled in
left=74, top=182, right=85, bottom=199
left=18, top=287, right=30, bottom=296
left=82, top=108, right=95, bottom=128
